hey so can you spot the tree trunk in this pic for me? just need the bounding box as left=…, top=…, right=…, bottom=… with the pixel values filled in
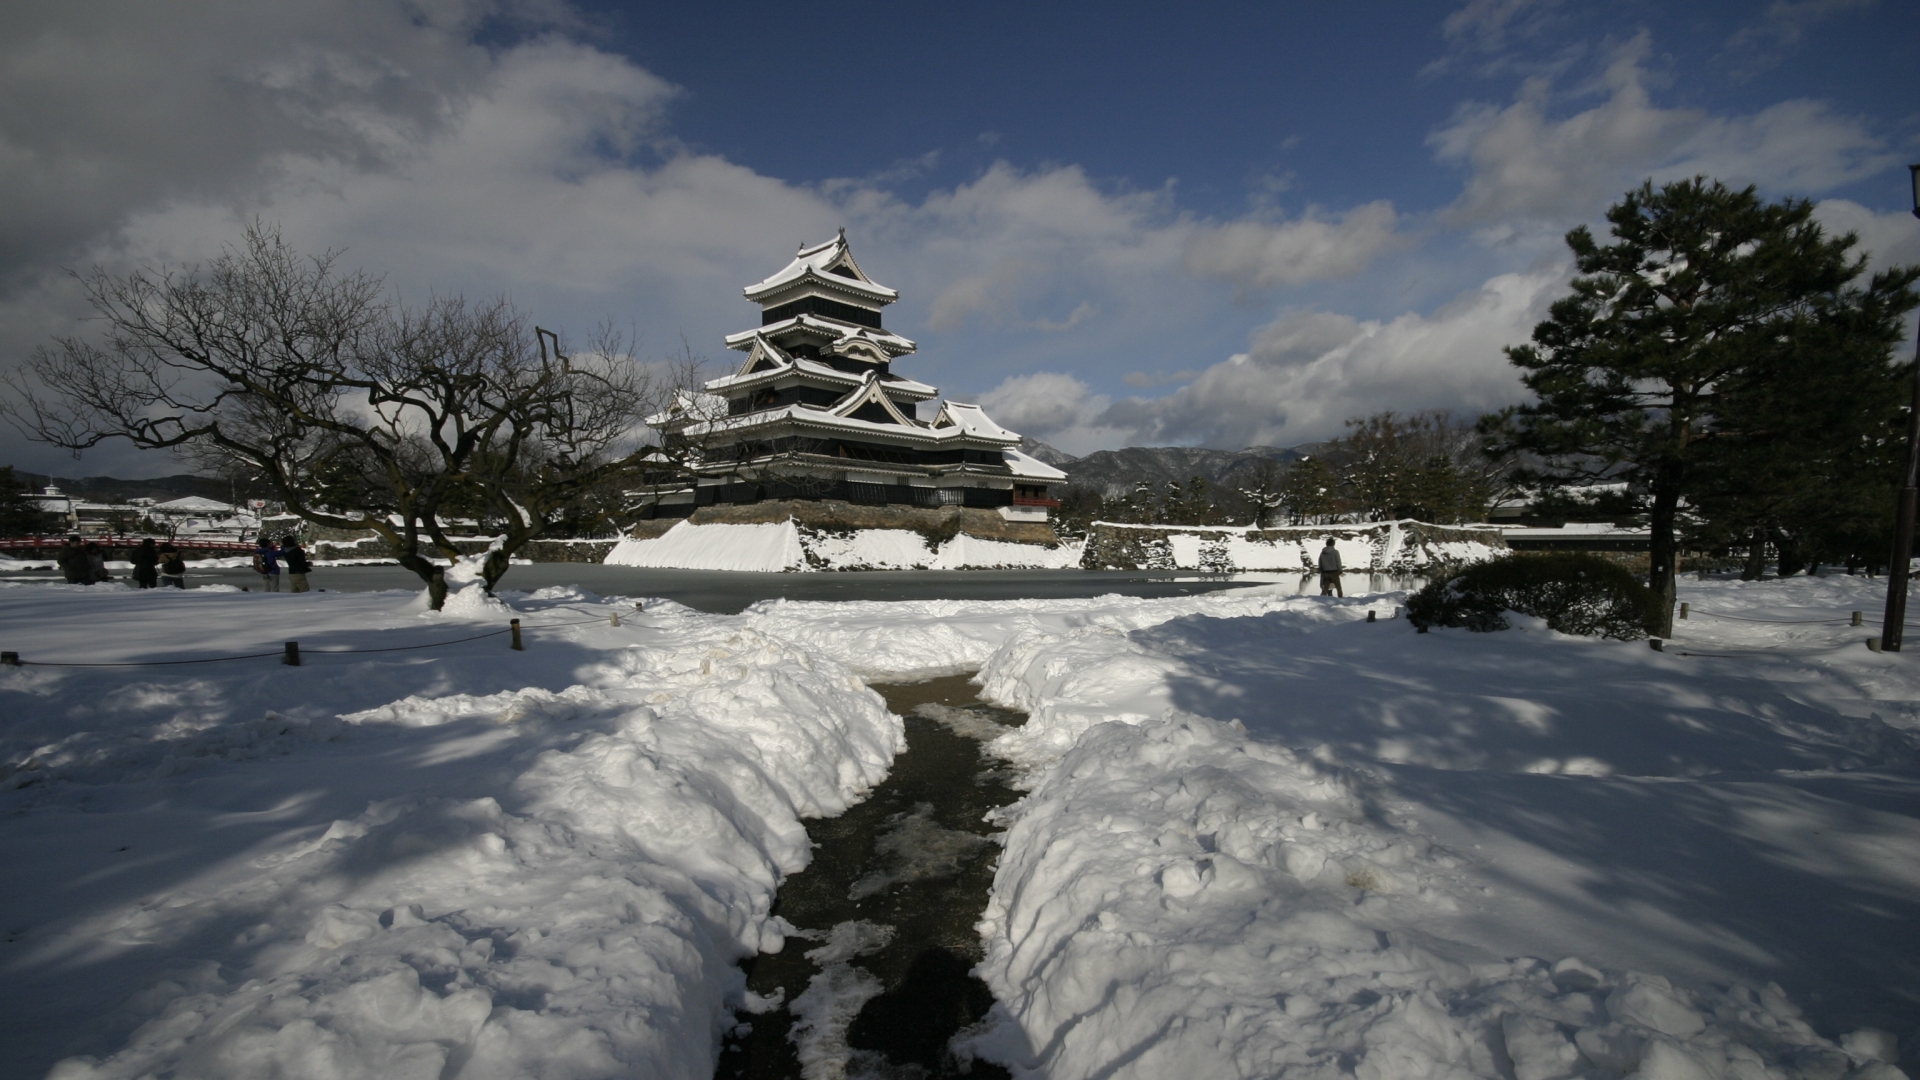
left=1777, top=537, right=1807, bottom=579
left=396, top=552, right=448, bottom=610
left=1742, top=527, right=1767, bottom=581
left=1647, top=471, right=1683, bottom=636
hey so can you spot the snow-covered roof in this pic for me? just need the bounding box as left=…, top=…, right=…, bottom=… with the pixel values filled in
left=704, top=352, right=937, bottom=399
left=930, top=401, right=1019, bottom=443
left=724, top=315, right=916, bottom=356
left=825, top=373, right=922, bottom=427
left=1003, top=447, right=1067, bottom=482
left=153, top=496, right=236, bottom=512
left=743, top=232, right=898, bottom=305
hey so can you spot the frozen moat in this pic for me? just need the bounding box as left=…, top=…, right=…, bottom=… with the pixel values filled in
left=716, top=675, right=1023, bottom=1079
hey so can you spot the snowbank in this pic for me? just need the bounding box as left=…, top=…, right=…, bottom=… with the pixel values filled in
left=0, top=583, right=898, bottom=1079
left=959, top=575, right=1920, bottom=1079
left=603, top=518, right=1078, bottom=572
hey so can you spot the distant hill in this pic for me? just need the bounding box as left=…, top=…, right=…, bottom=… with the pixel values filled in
left=1056, top=444, right=1317, bottom=496
left=1016, top=437, right=1079, bottom=466
left=8, top=470, right=242, bottom=504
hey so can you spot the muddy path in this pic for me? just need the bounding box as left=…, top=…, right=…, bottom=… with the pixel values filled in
left=715, top=674, right=1024, bottom=1079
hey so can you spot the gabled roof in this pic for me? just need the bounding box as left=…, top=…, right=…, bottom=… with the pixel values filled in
left=826, top=373, right=922, bottom=427
left=724, top=314, right=916, bottom=356
left=744, top=231, right=899, bottom=305
left=930, top=401, right=1019, bottom=444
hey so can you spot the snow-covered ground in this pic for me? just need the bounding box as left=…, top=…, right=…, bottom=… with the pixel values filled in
left=2, top=574, right=1915, bottom=1079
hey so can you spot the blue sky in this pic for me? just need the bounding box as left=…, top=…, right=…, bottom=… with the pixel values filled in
left=2, top=0, right=1917, bottom=475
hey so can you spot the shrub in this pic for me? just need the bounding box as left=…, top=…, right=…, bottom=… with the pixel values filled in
left=1406, top=552, right=1655, bottom=639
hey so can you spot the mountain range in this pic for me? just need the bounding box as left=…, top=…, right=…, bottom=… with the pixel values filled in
left=1019, top=438, right=1315, bottom=495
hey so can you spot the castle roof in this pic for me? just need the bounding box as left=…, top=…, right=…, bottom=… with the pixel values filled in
left=744, top=231, right=898, bottom=305
left=724, top=315, right=915, bottom=357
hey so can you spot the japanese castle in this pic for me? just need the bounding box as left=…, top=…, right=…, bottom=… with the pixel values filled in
left=643, top=232, right=1065, bottom=520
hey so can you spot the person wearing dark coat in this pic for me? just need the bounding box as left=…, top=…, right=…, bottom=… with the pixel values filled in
left=130, top=538, right=160, bottom=588
left=158, top=543, right=187, bottom=589
left=1317, top=537, right=1344, bottom=597
left=83, top=541, right=109, bottom=584
left=281, top=535, right=313, bottom=593
left=56, top=536, right=86, bottom=584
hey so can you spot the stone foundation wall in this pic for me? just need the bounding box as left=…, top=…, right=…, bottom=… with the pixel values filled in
left=668, top=500, right=1060, bottom=546
left=1083, top=520, right=1508, bottom=572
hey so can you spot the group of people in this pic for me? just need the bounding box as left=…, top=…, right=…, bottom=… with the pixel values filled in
left=57, top=536, right=188, bottom=588
left=252, top=535, right=313, bottom=593
left=55, top=534, right=312, bottom=591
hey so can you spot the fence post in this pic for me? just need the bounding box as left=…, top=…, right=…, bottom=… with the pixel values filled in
left=1650, top=638, right=1664, bottom=651
left=1366, top=610, right=1376, bottom=623
left=510, top=618, right=523, bottom=651
left=610, top=611, right=621, bottom=627
left=283, top=641, right=301, bottom=666
left=1, top=652, right=18, bottom=666
left=1852, top=611, right=1863, bottom=627
left=1679, top=602, right=1689, bottom=620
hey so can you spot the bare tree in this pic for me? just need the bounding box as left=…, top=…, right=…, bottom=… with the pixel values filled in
left=3, top=224, right=680, bottom=607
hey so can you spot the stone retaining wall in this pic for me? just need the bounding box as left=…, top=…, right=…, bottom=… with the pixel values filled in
left=1082, top=520, right=1508, bottom=572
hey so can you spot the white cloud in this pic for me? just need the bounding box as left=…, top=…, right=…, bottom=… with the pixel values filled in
left=1183, top=202, right=1403, bottom=292
left=974, top=372, right=1126, bottom=456
left=1811, top=199, right=1920, bottom=275
left=1432, top=33, right=1893, bottom=228
left=1096, top=264, right=1567, bottom=449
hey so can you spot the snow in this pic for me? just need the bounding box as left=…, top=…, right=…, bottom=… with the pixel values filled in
left=1091, top=519, right=1506, bottom=573
left=957, top=574, right=1920, bottom=1079
left=3, top=572, right=1916, bottom=1079
left=605, top=520, right=807, bottom=571
left=0, top=582, right=898, bottom=1079
left=603, top=520, right=1079, bottom=572
left=931, top=400, right=1018, bottom=442
left=1001, top=447, right=1068, bottom=481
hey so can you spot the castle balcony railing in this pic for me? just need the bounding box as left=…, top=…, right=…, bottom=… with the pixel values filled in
left=1012, top=495, right=1061, bottom=508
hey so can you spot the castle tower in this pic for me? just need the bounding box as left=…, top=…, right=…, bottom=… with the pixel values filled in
left=643, top=233, right=1063, bottom=520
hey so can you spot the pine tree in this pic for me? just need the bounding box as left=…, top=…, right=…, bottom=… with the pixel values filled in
left=1485, top=177, right=1918, bottom=634
left=0, top=467, right=49, bottom=536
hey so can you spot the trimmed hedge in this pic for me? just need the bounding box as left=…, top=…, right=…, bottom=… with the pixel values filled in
left=1406, top=552, right=1656, bottom=639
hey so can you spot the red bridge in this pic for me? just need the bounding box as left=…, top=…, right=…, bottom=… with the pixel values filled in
left=0, top=535, right=261, bottom=555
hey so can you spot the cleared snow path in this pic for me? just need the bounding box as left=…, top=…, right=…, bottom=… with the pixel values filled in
left=4, top=575, right=1916, bottom=1080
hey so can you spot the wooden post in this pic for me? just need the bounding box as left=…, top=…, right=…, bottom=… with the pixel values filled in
left=1650, top=638, right=1664, bottom=651
left=510, top=618, right=523, bottom=651
left=1366, top=610, right=1377, bottom=623
left=1, top=651, right=18, bottom=666
left=283, top=641, right=301, bottom=666
left=610, top=611, right=621, bottom=627
left=1852, top=611, right=1863, bottom=627
left=1679, top=602, right=1689, bottom=620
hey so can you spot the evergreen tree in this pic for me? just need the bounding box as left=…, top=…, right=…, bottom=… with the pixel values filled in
left=0, top=466, right=47, bottom=536
left=1279, top=455, right=1341, bottom=524
left=1484, top=177, right=1918, bottom=634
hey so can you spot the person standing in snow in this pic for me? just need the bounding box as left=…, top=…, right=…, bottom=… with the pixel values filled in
left=84, top=541, right=109, bottom=584
left=253, top=537, right=281, bottom=592
left=158, top=542, right=187, bottom=589
left=129, top=537, right=159, bottom=588
left=281, top=534, right=312, bottom=593
left=56, top=535, right=86, bottom=584
left=1318, top=537, right=1343, bottom=597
